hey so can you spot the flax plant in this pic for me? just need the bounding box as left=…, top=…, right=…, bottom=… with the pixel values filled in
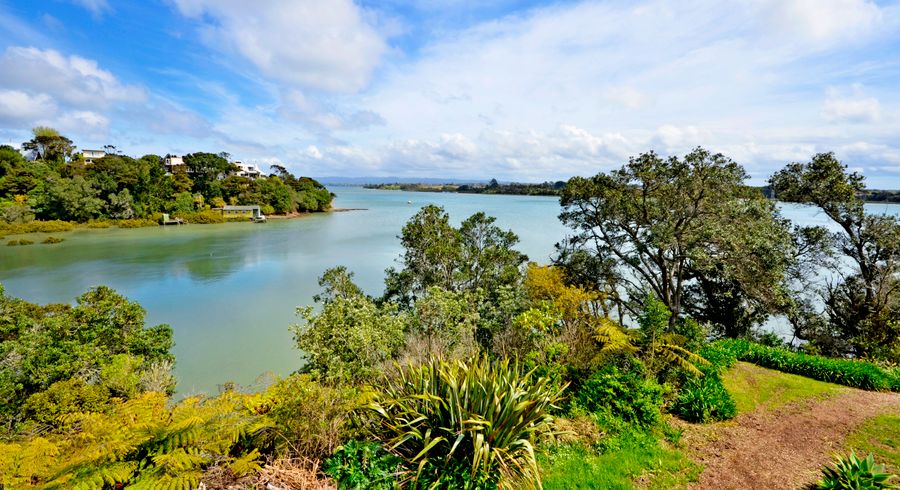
left=366, top=357, right=565, bottom=489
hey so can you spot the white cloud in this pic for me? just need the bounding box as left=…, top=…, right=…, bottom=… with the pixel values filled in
left=57, top=111, right=109, bottom=132
left=304, top=145, right=323, bottom=159
left=0, top=90, right=56, bottom=126
left=822, top=87, right=881, bottom=123
left=171, top=0, right=387, bottom=92
left=0, top=47, right=146, bottom=108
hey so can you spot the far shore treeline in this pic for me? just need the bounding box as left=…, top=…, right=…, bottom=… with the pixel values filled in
left=2, top=144, right=899, bottom=488
left=0, top=127, right=333, bottom=232
left=366, top=178, right=900, bottom=203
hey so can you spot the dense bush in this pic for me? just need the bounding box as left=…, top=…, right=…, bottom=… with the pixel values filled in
left=716, top=339, right=899, bottom=391
left=324, top=440, right=401, bottom=490
left=176, top=209, right=226, bottom=224
left=41, top=236, right=64, bottom=244
left=0, top=219, right=75, bottom=237
left=0, top=285, right=175, bottom=428
left=249, top=374, right=360, bottom=460
left=698, top=343, right=739, bottom=371
left=575, top=363, right=663, bottom=427
left=670, top=370, right=737, bottom=423
left=293, top=294, right=406, bottom=383
left=365, top=357, right=564, bottom=489
left=817, top=451, right=898, bottom=489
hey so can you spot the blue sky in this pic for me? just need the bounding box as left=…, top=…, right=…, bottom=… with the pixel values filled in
left=1, top=0, right=900, bottom=185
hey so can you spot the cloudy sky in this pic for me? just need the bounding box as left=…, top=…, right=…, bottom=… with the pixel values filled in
left=1, top=0, right=899, bottom=184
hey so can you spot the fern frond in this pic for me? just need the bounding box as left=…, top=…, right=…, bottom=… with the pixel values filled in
left=593, top=319, right=638, bottom=354
left=654, top=343, right=710, bottom=377
left=228, top=448, right=263, bottom=477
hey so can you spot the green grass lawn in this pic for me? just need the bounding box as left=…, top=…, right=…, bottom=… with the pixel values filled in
left=723, top=362, right=841, bottom=414
left=846, top=414, right=900, bottom=474
left=539, top=430, right=700, bottom=489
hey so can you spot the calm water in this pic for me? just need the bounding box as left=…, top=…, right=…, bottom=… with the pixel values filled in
left=3, top=188, right=900, bottom=394
left=0, top=188, right=567, bottom=394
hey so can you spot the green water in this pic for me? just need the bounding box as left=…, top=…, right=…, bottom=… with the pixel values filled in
left=0, top=187, right=567, bottom=394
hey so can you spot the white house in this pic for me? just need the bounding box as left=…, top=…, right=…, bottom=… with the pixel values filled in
left=233, top=161, right=262, bottom=179
left=82, top=149, right=106, bottom=164
left=164, top=155, right=184, bottom=174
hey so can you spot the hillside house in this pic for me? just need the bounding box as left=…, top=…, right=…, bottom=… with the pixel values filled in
left=234, top=161, right=262, bottom=179
left=82, top=149, right=106, bottom=164
left=164, top=155, right=184, bottom=174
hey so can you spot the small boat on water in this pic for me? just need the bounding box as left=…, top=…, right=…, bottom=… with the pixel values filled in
left=252, top=215, right=267, bottom=223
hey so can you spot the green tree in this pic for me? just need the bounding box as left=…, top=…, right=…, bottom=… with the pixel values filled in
left=384, top=205, right=527, bottom=306
left=292, top=296, right=406, bottom=383
left=183, top=152, right=236, bottom=198
left=770, top=153, right=900, bottom=360
left=21, top=127, right=75, bottom=162
left=292, top=271, right=406, bottom=383
left=559, top=148, right=794, bottom=333
left=313, top=266, right=365, bottom=304
left=31, top=176, right=104, bottom=221
left=106, top=188, right=135, bottom=219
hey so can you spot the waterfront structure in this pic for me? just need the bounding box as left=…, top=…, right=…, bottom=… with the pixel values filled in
left=219, top=205, right=263, bottom=220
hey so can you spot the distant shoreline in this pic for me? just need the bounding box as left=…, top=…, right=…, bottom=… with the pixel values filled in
left=1, top=207, right=369, bottom=239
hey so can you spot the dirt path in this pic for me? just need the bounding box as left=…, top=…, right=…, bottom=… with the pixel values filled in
left=684, top=377, right=900, bottom=489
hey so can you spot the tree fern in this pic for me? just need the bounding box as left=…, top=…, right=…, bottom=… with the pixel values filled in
left=1, top=390, right=272, bottom=487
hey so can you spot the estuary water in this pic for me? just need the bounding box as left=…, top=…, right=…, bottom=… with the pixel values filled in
left=0, top=187, right=567, bottom=394
left=3, top=187, right=900, bottom=394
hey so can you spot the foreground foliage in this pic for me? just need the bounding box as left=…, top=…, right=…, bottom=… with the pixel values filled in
left=365, top=357, right=565, bottom=489
left=818, top=452, right=899, bottom=490
left=0, top=391, right=270, bottom=489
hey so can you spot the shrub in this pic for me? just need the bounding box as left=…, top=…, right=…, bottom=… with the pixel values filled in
left=85, top=219, right=114, bottom=228
left=42, top=236, right=64, bottom=244
left=115, top=218, right=158, bottom=228
left=6, top=239, right=33, bottom=246
left=21, top=378, right=111, bottom=427
left=0, top=219, right=75, bottom=236
left=365, top=357, right=564, bottom=489
left=817, top=451, right=898, bottom=489
left=575, top=363, right=663, bottom=427
left=292, top=295, right=406, bottom=383
left=323, top=440, right=401, bottom=490
left=176, top=209, right=226, bottom=224
left=698, top=343, right=738, bottom=371
left=248, top=374, right=359, bottom=460
left=715, top=339, right=899, bottom=391
left=670, top=371, right=737, bottom=423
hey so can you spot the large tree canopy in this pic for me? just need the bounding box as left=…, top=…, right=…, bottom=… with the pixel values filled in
left=770, top=153, right=900, bottom=360
left=559, top=147, right=795, bottom=335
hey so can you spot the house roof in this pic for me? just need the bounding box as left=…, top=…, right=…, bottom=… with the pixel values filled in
left=222, top=205, right=260, bottom=211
